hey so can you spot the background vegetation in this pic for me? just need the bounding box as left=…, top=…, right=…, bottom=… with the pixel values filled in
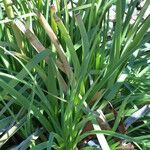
left=0, top=0, right=150, bottom=149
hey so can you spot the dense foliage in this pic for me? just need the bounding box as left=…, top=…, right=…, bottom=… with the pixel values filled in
left=0, top=0, right=150, bottom=149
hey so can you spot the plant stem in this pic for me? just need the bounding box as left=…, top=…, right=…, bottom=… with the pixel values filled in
left=3, top=0, right=24, bottom=53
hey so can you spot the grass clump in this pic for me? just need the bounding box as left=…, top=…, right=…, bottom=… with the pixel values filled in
left=0, top=0, right=150, bottom=149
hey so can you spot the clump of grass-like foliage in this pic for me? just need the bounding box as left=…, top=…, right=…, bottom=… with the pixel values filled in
left=0, top=0, right=150, bottom=149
